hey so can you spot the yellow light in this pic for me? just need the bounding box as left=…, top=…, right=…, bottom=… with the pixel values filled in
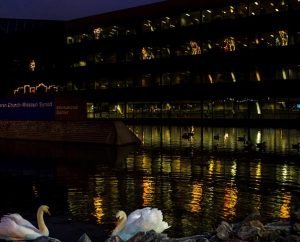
left=79, top=60, right=87, bottom=66
left=224, top=133, right=229, bottom=141
left=189, top=182, right=203, bottom=213
left=256, top=71, right=261, bottom=81
left=255, top=162, right=261, bottom=178
left=256, top=102, right=261, bottom=115
left=29, top=60, right=36, bottom=71
left=23, top=84, right=30, bottom=94
left=208, top=74, right=213, bottom=84
left=142, top=178, right=154, bottom=206
left=116, top=104, right=123, bottom=114
left=282, top=69, right=287, bottom=80
left=223, top=184, right=238, bottom=218
left=256, top=130, right=262, bottom=144
left=93, top=196, right=104, bottom=223
left=231, top=72, right=236, bottom=82
left=279, top=192, right=291, bottom=219
left=208, top=160, right=214, bottom=175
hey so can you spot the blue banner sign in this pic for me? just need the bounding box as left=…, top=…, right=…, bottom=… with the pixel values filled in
left=0, top=97, right=55, bottom=120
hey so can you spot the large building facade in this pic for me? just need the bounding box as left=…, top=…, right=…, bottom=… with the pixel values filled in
left=1, top=0, right=300, bottom=126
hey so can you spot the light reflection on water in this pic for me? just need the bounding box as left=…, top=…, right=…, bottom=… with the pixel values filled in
left=0, top=126, right=299, bottom=239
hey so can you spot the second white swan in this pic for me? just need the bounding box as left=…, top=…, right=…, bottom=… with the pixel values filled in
left=111, top=207, right=170, bottom=241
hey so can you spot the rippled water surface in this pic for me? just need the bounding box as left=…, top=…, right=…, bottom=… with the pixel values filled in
left=0, top=126, right=300, bottom=240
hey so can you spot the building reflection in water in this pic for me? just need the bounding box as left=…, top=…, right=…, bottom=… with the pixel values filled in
left=65, top=125, right=296, bottom=236
left=189, top=182, right=203, bottom=213
left=1, top=126, right=299, bottom=238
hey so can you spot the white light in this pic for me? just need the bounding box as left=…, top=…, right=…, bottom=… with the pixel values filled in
left=282, top=69, right=287, bottom=80
left=256, top=102, right=261, bottom=115
left=231, top=72, right=236, bottom=82
left=256, top=130, right=262, bottom=143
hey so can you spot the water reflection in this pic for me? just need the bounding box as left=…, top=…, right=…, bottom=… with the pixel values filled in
left=0, top=126, right=299, bottom=239
left=130, top=125, right=300, bottom=155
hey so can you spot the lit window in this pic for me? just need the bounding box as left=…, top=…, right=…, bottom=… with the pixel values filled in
left=224, top=37, right=236, bottom=52
left=256, top=71, right=261, bottom=81
left=190, top=41, right=201, bottom=55
left=141, top=47, right=154, bottom=60
left=93, top=27, right=103, bottom=40
left=29, top=60, right=36, bottom=71
left=278, top=30, right=288, bottom=46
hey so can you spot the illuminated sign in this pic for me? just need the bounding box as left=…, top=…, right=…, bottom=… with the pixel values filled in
left=0, top=97, right=55, bottom=120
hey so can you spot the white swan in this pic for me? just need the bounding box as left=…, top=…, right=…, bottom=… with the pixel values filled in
left=111, top=207, right=170, bottom=241
left=0, top=205, right=50, bottom=241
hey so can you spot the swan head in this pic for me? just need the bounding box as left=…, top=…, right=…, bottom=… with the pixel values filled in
left=115, top=210, right=126, bottom=224
left=111, top=210, right=127, bottom=236
left=40, top=205, right=51, bottom=216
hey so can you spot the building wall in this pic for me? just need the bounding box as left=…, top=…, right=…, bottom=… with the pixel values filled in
left=1, top=0, right=300, bottom=125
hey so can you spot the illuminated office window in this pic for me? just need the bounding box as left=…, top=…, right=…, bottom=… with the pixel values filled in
left=79, top=33, right=91, bottom=42
left=105, top=25, right=119, bottom=38
left=223, top=37, right=236, bottom=52
left=235, top=36, right=249, bottom=49
left=29, top=59, right=36, bottom=71
left=202, top=9, right=212, bottom=23
left=142, top=20, right=155, bottom=32
left=86, top=103, right=95, bottom=119
left=222, top=6, right=236, bottom=19
left=141, top=47, right=155, bottom=60
left=261, top=0, right=288, bottom=14
left=161, top=16, right=179, bottom=30
left=66, top=36, right=74, bottom=44
left=79, top=60, right=87, bottom=67
left=124, top=28, right=136, bottom=36
left=180, top=11, right=201, bottom=26
left=190, top=41, right=201, bottom=55
left=249, top=1, right=261, bottom=16
left=202, top=40, right=213, bottom=53
left=93, top=27, right=103, bottom=40
left=237, top=3, right=248, bottom=17
left=278, top=30, right=288, bottom=46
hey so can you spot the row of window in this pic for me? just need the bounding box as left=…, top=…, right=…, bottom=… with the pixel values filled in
left=69, top=29, right=294, bottom=67
left=13, top=58, right=300, bottom=96
left=86, top=99, right=300, bottom=120
left=13, top=65, right=299, bottom=94
left=65, top=0, right=300, bottom=44
left=63, top=66, right=300, bottom=91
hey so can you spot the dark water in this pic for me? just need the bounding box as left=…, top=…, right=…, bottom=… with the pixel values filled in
left=0, top=126, right=300, bottom=241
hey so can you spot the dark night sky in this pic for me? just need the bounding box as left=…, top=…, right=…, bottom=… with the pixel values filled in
left=0, top=0, right=164, bottom=20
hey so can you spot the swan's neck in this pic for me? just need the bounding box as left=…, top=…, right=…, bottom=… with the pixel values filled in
left=112, top=214, right=127, bottom=236
left=37, top=208, right=49, bottom=236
